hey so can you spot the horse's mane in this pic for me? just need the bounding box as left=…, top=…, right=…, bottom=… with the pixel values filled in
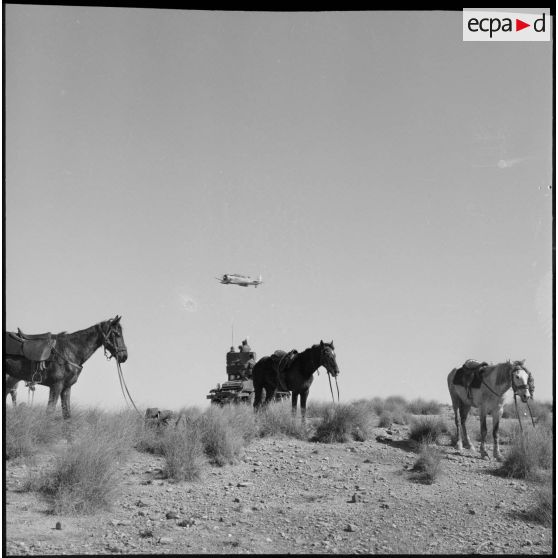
left=496, top=361, right=514, bottom=385
left=299, top=344, right=320, bottom=358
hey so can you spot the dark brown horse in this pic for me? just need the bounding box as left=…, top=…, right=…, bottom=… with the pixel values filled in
left=253, top=340, right=339, bottom=420
left=4, top=316, right=127, bottom=419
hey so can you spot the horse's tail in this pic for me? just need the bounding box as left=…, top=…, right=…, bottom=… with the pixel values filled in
left=447, top=368, right=457, bottom=390
left=252, top=356, right=270, bottom=409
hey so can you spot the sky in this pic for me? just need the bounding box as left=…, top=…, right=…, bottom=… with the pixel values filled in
left=4, top=7, right=554, bottom=413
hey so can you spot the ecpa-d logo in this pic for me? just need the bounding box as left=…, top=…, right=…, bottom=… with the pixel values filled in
left=463, top=10, right=550, bottom=41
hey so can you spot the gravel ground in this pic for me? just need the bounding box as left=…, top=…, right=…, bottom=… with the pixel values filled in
left=5, top=421, right=553, bottom=555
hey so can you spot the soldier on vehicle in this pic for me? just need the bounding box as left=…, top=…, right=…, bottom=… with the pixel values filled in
left=239, top=339, right=251, bottom=352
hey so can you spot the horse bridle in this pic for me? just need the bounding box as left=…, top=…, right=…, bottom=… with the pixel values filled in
left=510, top=364, right=531, bottom=397
left=318, top=344, right=340, bottom=403
left=510, top=364, right=536, bottom=430
left=481, top=363, right=530, bottom=398
left=98, top=321, right=126, bottom=361
left=98, top=318, right=139, bottom=415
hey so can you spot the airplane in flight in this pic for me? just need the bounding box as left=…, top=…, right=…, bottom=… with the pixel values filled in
left=216, top=273, right=263, bottom=287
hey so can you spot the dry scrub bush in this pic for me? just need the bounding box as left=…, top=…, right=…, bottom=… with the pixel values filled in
left=406, top=398, right=441, bottom=415
left=312, top=402, right=372, bottom=443
left=198, top=406, right=247, bottom=466
left=74, top=408, right=143, bottom=447
left=384, top=395, right=408, bottom=409
left=137, top=404, right=257, bottom=470
left=5, top=406, right=65, bottom=459
left=502, top=400, right=552, bottom=423
left=162, top=426, right=204, bottom=481
left=218, top=403, right=258, bottom=444
left=346, top=398, right=378, bottom=416
left=377, top=408, right=410, bottom=428
left=27, top=414, right=134, bottom=515
left=410, top=444, right=443, bottom=484
left=136, top=426, right=167, bottom=455
left=525, top=476, right=553, bottom=527
left=256, top=400, right=307, bottom=439
left=498, top=423, right=553, bottom=480
left=408, top=416, right=449, bottom=444
left=369, top=396, right=410, bottom=424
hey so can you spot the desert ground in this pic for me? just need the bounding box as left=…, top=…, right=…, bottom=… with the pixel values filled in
left=4, top=402, right=553, bottom=556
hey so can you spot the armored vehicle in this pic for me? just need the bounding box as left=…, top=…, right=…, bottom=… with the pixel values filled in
left=207, top=343, right=289, bottom=405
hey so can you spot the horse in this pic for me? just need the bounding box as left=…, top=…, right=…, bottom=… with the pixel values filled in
left=4, top=316, right=127, bottom=419
left=253, top=340, right=339, bottom=421
left=447, top=359, right=534, bottom=461
left=5, top=374, right=21, bottom=407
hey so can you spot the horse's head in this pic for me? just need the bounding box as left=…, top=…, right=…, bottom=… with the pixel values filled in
left=99, top=315, right=128, bottom=363
left=511, top=360, right=533, bottom=402
left=320, top=340, right=339, bottom=377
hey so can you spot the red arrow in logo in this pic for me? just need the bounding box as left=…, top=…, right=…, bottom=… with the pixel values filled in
left=516, top=18, right=530, bottom=31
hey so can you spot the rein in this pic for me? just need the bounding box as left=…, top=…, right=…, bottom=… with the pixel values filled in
left=327, top=371, right=340, bottom=404
left=115, top=359, right=141, bottom=415
left=483, top=365, right=536, bottom=432
left=318, top=345, right=339, bottom=404
left=514, top=392, right=536, bottom=432
left=97, top=322, right=141, bottom=415
left=510, top=365, right=536, bottom=431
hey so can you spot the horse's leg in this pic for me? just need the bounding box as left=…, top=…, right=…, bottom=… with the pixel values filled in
left=60, top=386, right=72, bottom=420
left=299, top=389, right=310, bottom=425
left=492, top=406, right=504, bottom=461
left=450, top=394, right=463, bottom=452
left=479, top=408, right=489, bottom=459
left=459, top=402, right=475, bottom=451
left=291, top=392, right=298, bottom=418
left=264, top=383, right=276, bottom=405
left=11, top=390, right=17, bottom=407
left=253, top=385, right=262, bottom=412
left=47, top=383, right=63, bottom=415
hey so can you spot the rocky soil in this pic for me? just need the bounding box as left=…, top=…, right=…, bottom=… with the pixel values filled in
left=5, top=418, right=553, bottom=555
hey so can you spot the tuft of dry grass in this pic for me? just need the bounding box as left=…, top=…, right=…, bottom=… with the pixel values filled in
left=198, top=406, right=247, bottom=466
left=137, top=404, right=258, bottom=469
left=502, top=400, right=552, bottom=423
left=312, top=402, right=372, bottom=443
left=498, top=423, right=553, bottom=480
left=135, top=426, right=167, bottom=455
left=162, top=425, right=205, bottom=481
left=25, top=413, right=135, bottom=515
left=408, top=416, right=449, bottom=444
left=377, top=408, right=410, bottom=428
left=410, top=444, right=443, bottom=484
left=5, top=406, right=65, bottom=459
left=525, top=477, right=553, bottom=526
left=406, top=398, right=442, bottom=415
left=256, top=400, right=308, bottom=440
left=368, top=396, right=410, bottom=423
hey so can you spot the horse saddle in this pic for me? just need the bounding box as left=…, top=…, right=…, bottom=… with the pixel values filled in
left=270, top=349, right=298, bottom=392
left=453, top=359, right=488, bottom=389
left=5, top=329, right=56, bottom=362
